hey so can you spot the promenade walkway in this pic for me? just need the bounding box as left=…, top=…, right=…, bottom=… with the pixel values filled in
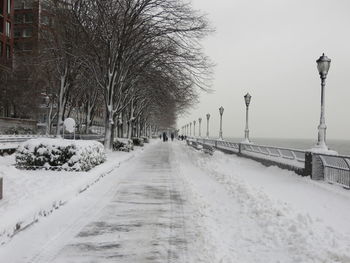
left=0, top=141, right=350, bottom=262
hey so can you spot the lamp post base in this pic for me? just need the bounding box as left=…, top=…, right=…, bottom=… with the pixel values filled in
left=241, top=138, right=252, bottom=144
left=310, top=143, right=338, bottom=155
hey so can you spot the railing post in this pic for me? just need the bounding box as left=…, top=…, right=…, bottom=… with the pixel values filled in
left=304, top=152, right=313, bottom=177
left=0, top=177, right=3, bottom=200
left=343, top=159, right=350, bottom=189
left=311, top=154, right=325, bottom=180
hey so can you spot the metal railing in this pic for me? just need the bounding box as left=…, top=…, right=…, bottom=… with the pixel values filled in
left=190, top=137, right=305, bottom=169
left=0, top=134, right=52, bottom=143
left=240, top=143, right=306, bottom=168
left=318, top=154, right=350, bottom=188
left=187, top=137, right=350, bottom=188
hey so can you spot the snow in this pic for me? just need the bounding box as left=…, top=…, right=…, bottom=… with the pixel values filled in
left=309, top=147, right=338, bottom=155
left=0, top=140, right=349, bottom=262
left=16, top=138, right=106, bottom=171
left=0, top=143, right=18, bottom=150
left=175, top=143, right=350, bottom=262
left=0, top=143, right=147, bottom=245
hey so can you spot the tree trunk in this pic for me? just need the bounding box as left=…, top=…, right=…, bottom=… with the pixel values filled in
left=46, top=102, right=53, bottom=135
left=128, top=99, right=134, bottom=139
left=56, top=69, right=68, bottom=137
left=104, top=108, right=113, bottom=149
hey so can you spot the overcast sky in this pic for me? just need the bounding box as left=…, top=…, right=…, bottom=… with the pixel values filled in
left=178, top=0, right=350, bottom=140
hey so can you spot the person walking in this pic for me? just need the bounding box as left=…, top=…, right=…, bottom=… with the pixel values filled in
left=171, top=133, right=174, bottom=141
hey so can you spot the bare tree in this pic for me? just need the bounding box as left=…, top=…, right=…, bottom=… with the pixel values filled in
left=40, top=0, right=87, bottom=136
left=71, top=0, right=211, bottom=149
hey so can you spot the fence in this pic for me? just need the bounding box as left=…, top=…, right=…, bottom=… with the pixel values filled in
left=314, top=154, right=350, bottom=188
left=187, top=137, right=350, bottom=189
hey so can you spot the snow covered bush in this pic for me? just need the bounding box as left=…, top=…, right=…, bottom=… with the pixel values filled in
left=113, top=138, right=134, bottom=152
left=132, top=137, right=144, bottom=146
left=15, top=139, right=106, bottom=171
left=141, top=136, right=150, bottom=143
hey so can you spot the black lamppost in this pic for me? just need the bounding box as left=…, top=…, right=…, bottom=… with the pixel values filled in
left=193, top=120, right=196, bottom=137
left=243, top=93, right=252, bottom=143
left=219, top=106, right=224, bottom=140
left=315, top=53, right=331, bottom=150
left=206, top=114, right=210, bottom=139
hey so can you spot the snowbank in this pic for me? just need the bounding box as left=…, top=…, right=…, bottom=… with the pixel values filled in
left=0, top=143, right=147, bottom=246
left=16, top=138, right=106, bottom=171
left=176, top=142, right=350, bottom=262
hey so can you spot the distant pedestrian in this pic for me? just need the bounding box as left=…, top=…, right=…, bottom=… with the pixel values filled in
left=159, top=134, right=162, bottom=140
left=171, top=133, right=174, bottom=141
left=163, top=132, right=167, bottom=142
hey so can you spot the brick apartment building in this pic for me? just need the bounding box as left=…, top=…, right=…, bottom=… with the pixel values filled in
left=13, top=0, right=45, bottom=55
left=1, top=0, right=105, bottom=134
left=0, top=0, right=14, bottom=72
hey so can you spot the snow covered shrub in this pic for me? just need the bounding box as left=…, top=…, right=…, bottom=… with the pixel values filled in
left=141, top=136, right=150, bottom=143
left=15, top=139, right=106, bottom=171
left=132, top=137, right=144, bottom=146
left=113, top=138, right=134, bottom=152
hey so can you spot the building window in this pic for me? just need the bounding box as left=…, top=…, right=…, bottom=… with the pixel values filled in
left=22, top=41, right=32, bottom=51
left=5, top=21, right=10, bottom=37
left=14, top=0, right=34, bottom=10
left=6, top=44, right=11, bottom=59
left=22, top=27, right=32, bottom=37
left=14, top=13, right=23, bottom=24
left=24, top=0, right=33, bottom=9
left=41, top=15, right=50, bottom=26
left=24, top=13, right=33, bottom=23
left=14, top=28, right=21, bottom=37
left=7, top=0, right=11, bottom=14
left=14, top=41, right=22, bottom=50
left=0, top=41, right=3, bottom=56
left=0, top=17, right=3, bottom=34
left=14, top=0, right=22, bottom=9
left=0, top=0, right=3, bottom=14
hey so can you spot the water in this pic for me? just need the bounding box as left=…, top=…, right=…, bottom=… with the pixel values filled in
left=224, top=137, right=350, bottom=156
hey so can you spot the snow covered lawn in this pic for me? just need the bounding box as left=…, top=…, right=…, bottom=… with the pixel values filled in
left=0, top=143, right=147, bottom=245
left=175, top=142, right=350, bottom=262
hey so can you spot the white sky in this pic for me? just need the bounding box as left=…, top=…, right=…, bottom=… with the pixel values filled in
left=178, top=0, right=350, bottom=140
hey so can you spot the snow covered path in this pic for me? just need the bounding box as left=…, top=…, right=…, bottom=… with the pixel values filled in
left=0, top=141, right=198, bottom=263
left=1, top=140, right=350, bottom=262
left=174, top=142, right=350, bottom=262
